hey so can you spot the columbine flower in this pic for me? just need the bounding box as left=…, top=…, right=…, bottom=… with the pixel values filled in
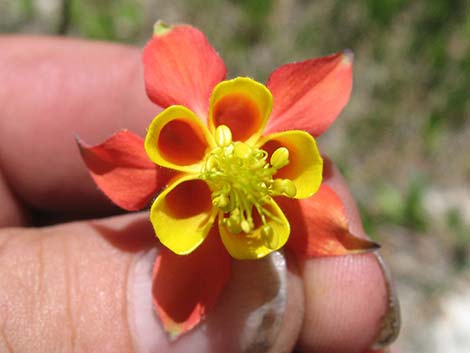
left=78, top=21, right=378, bottom=339
left=144, top=76, right=322, bottom=259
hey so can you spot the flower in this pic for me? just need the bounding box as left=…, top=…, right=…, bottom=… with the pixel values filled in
left=78, top=21, right=378, bottom=339
left=144, top=76, right=322, bottom=260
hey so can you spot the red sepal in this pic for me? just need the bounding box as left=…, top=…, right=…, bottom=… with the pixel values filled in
left=278, top=183, right=379, bottom=257
left=266, top=51, right=353, bottom=137
left=143, top=24, right=226, bottom=119
left=77, top=130, right=173, bottom=211
left=152, top=229, right=231, bottom=339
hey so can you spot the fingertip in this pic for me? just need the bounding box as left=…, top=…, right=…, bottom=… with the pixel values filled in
left=298, top=254, right=388, bottom=353
left=268, top=250, right=304, bottom=353
left=297, top=159, right=392, bottom=352
left=129, top=249, right=296, bottom=353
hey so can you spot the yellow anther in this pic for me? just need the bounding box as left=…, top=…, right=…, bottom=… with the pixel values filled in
left=206, top=155, right=218, bottom=170
left=282, top=179, right=297, bottom=197
left=270, top=147, right=290, bottom=169
left=250, top=159, right=266, bottom=170
left=230, top=208, right=241, bottom=219
left=261, top=224, right=278, bottom=249
left=233, top=142, right=251, bottom=159
left=241, top=220, right=252, bottom=233
left=213, top=194, right=229, bottom=209
left=261, top=224, right=273, bottom=238
left=272, top=178, right=297, bottom=197
left=215, top=125, right=232, bottom=147
left=225, top=217, right=242, bottom=234
left=272, top=179, right=285, bottom=194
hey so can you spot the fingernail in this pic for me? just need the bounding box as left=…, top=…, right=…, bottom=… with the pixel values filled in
left=215, top=251, right=288, bottom=353
left=127, top=248, right=163, bottom=353
left=371, top=253, right=401, bottom=350
left=127, top=248, right=288, bottom=353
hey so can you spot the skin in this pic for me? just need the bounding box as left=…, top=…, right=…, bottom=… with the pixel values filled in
left=0, top=36, right=399, bottom=353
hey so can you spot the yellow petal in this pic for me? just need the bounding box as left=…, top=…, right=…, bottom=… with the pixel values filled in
left=259, top=130, right=323, bottom=199
left=145, top=105, right=214, bottom=173
left=208, top=77, right=273, bottom=145
left=218, top=199, right=290, bottom=260
left=150, top=175, right=217, bottom=255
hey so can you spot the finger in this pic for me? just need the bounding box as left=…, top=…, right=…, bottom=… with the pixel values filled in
left=296, top=159, right=400, bottom=353
left=0, top=36, right=160, bottom=220
left=0, top=170, right=29, bottom=227
left=0, top=212, right=302, bottom=353
left=365, top=349, right=403, bottom=353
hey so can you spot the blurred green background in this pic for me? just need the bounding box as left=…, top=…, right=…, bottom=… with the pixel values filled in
left=1, top=0, right=469, bottom=351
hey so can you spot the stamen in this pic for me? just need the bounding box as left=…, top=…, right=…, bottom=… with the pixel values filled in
left=270, top=147, right=290, bottom=169
left=215, top=125, right=232, bottom=147
left=200, top=126, right=295, bottom=238
left=261, top=224, right=279, bottom=249
left=272, top=179, right=297, bottom=198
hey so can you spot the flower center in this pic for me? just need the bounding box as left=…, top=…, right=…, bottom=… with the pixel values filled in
left=200, top=125, right=296, bottom=238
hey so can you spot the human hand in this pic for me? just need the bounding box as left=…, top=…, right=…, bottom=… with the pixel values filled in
left=0, top=36, right=400, bottom=353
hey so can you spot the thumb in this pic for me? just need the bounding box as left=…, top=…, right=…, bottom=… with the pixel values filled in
left=0, top=213, right=302, bottom=353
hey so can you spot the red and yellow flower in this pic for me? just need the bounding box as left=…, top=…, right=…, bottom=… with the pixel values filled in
left=144, top=75, right=323, bottom=260
left=78, top=21, right=378, bottom=339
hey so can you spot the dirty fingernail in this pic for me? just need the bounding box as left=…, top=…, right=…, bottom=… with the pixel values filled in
left=371, top=253, right=401, bottom=349
left=127, top=249, right=288, bottom=353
